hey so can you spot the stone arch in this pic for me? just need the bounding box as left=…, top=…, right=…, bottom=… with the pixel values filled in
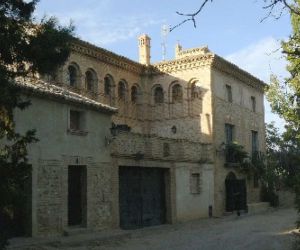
left=226, top=172, right=237, bottom=180
left=67, top=62, right=81, bottom=87
left=152, top=84, right=164, bottom=104
left=118, top=79, right=128, bottom=100
left=85, top=68, right=98, bottom=93
left=170, top=81, right=183, bottom=103
left=189, top=78, right=202, bottom=100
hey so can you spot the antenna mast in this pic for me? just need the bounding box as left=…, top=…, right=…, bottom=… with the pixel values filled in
left=161, top=24, right=169, bottom=61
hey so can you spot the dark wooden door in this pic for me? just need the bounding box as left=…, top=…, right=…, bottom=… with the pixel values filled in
left=119, top=167, right=166, bottom=229
left=68, top=166, right=86, bottom=226
left=225, top=179, right=247, bottom=212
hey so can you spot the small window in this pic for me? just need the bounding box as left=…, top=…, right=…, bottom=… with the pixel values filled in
left=85, top=70, right=97, bottom=92
left=131, top=86, right=138, bottom=103
left=118, top=81, right=127, bottom=100
left=163, top=143, right=170, bottom=157
left=226, top=84, right=232, bottom=102
left=154, top=86, right=164, bottom=104
left=253, top=173, right=259, bottom=188
left=104, top=75, right=113, bottom=96
left=68, top=65, right=78, bottom=87
left=190, top=173, right=201, bottom=194
left=172, top=84, right=183, bottom=103
left=225, top=123, right=234, bottom=144
left=251, top=96, right=256, bottom=112
left=251, top=130, right=258, bottom=154
left=69, top=110, right=85, bottom=132
left=191, top=82, right=199, bottom=100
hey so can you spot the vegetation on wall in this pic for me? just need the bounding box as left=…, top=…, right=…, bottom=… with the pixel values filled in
left=0, top=1, right=73, bottom=248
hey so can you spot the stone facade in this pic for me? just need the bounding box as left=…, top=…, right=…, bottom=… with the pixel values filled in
left=10, top=33, right=266, bottom=237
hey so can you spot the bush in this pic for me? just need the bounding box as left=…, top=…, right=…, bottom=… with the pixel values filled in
left=261, top=185, right=279, bottom=207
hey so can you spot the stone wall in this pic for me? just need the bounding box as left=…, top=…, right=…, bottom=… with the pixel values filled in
left=14, top=95, right=113, bottom=236
left=211, top=68, right=265, bottom=215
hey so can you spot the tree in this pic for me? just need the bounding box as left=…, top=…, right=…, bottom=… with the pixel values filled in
left=0, top=1, right=73, bottom=248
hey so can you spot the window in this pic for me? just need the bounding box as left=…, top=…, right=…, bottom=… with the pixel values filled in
left=225, top=123, right=234, bottom=144
left=104, top=75, right=113, bottom=96
left=172, top=84, right=183, bottom=103
left=191, top=82, right=199, bottom=100
left=131, top=86, right=138, bottom=103
left=251, top=96, right=256, bottom=112
left=85, top=70, right=97, bottom=92
left=225, top=84, right=232, bottom=102
left=69, top=110, right=85, bottom=133
left=118, top=81, right=127, bottom=100
left=251, top=130, right=258, bottom=154
left=163, top=143, right=170, bottom=157
left=253, top=173, right=259, bottom=188
left=190, top=173, right=201, bottom=194
left=154, top=86, right=164, bottom=104
left=68, top=65, right=78, bottom=87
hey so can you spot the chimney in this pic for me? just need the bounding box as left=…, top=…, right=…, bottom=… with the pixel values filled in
left=138, top=34, right=151, bottom=65
left=175, top=43, right=182, bottom=59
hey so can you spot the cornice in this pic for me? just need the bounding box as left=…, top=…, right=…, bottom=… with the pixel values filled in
left=150, top=54, right=214, bottom=74
left=71, top=38, right=145, bottom=75
left=212, top=54, right=267, bottom=92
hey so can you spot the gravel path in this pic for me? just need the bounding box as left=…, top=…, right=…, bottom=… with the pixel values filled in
left=89, top=208, right=298, bottom=250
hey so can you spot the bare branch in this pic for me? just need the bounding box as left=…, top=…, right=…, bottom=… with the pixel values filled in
left=170, top=0, right=212, bottom=32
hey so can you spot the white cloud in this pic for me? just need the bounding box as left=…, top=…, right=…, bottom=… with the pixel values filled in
left=36, top=5, right=164, bottom=46
left=225, top=37, right=288, bottom=131
left=225, top=37, right=288, bottom=82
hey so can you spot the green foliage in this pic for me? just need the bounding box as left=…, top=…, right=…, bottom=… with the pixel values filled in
left=0, top=0, right=73, bottom=248
left=266, top=0, right=300, bottom=231
left=225, top=142, right=249, bottom=164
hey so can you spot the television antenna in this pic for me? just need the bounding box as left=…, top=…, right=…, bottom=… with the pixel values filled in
left=161, top=24, right=169, bottom=61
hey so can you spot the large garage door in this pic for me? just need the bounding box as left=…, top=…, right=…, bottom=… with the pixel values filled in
left=119, top=167, right=166, bottom=229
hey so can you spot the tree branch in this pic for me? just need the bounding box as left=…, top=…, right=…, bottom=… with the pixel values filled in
left=170, top=0, right=213, bottom=32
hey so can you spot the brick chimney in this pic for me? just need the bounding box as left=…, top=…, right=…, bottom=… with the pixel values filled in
left=138, top=34, right=151, bottom=65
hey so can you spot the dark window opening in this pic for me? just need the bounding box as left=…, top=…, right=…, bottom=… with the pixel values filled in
left=225, top=123, right=234, bottom=144
left=118, top=81, right=127, bottom=100
left=251, top=96, right=256, bottom=112
left=226, top=84, right=232, bottom=102
left=172, top=84, right=183, bottom=103
left=68, top=65, right=78, bottom=87
left=154, top=86, right=164, bottom=104
left=131, top=86, right=138, bottom=103
left=70, top=110, right=83, bottom=131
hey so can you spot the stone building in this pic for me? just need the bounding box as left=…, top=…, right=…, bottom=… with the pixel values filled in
left=12, top=33, right=266, bottom=236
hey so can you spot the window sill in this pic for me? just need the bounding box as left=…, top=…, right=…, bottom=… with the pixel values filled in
left=67, top=129, right=88, bottom=136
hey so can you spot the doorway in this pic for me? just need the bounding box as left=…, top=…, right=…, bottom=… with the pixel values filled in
left=225, top=172, right=247, bottom=212
left=68, top=165, right=87, bottom=227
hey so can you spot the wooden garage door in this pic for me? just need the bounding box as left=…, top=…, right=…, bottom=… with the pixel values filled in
left=119, top=167, right=166, bottom=229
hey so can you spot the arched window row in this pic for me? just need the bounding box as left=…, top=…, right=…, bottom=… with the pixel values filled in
left=66, top=63, right=141, bottom=103
left=152, top=81, right=202, bottom=104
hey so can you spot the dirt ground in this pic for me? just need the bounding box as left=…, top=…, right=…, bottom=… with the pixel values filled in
left=12, top=208, right=299, bottom=250
left=90, top=208, right=298, bottom=250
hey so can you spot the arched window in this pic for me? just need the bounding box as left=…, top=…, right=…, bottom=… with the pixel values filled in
left=154, top=86, right=164, bottom=104
left=131, top=86, right=138, bottom=103
left=85, top=69, right=97, bottom=92
left=68, top=65, right=79, bottom=87
left=118, top=81, right=127, bottom=100
left=172, top=84, right=183, bottom=103
left=104, top=75, right=114, bottom=96
left=191, top=82, right=199, bottom=99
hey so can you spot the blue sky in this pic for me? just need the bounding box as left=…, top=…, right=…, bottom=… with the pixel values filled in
left=34, top=0, right=290, bottom=129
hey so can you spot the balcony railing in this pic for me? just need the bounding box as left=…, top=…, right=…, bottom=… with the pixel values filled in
left=110, top=131, right=213, bottom=163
